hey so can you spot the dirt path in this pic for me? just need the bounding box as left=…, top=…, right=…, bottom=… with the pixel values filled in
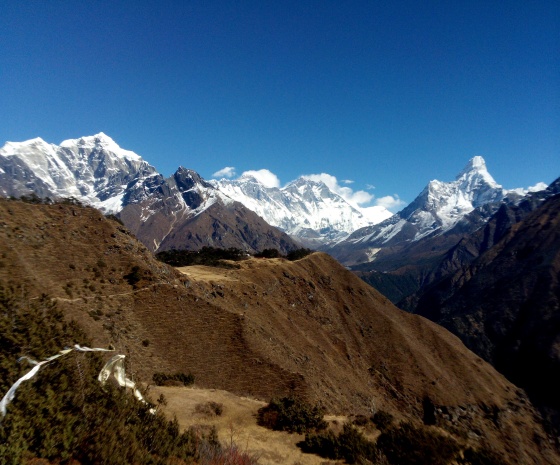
left=176, top=265, right=241, bottom=282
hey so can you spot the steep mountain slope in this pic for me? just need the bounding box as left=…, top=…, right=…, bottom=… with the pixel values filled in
left=119, top=167, right=298, bottom=253
left=211, top=174, right=391, bottom=246
left=410, top=191, right=560, bottom=432
left=399, top=177, right=560, bottom=310
left=1, top=197, right=559, bottom=464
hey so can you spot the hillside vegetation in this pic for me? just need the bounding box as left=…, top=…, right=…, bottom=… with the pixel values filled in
left=0, top=198, right=559, bottom=464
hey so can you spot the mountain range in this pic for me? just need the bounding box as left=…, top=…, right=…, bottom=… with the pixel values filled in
left=326, top=156, right=541, bottom=265
left=407, top=179, right=560, bottom=431
left=1, top=134, right=547, bottom=261
left=211, top=174, right=391, bottom=246
left=2, top=132, right=560, bottom=461
left=0, top=133, right=391, bottom=251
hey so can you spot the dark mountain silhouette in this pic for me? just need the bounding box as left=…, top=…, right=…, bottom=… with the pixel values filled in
left=408, top=186, right=560, bottom=432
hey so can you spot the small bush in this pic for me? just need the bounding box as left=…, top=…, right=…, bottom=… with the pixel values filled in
left=197, top=441, right=260, bottom=465
left=376, top=422, right=460, bottom=465
left=372, top=410, right=394, bottom=432
left=286, top=248, right=313, bottom=261
left=123, top=265, right=142, bottom=286
left=300, top=423, right=378, bottom=464
left=257, top=396, right=326, bottom=434
left=195, top=401, right=224, bottom=417
left=352, top=414, right=370, bottom=426
left=153, top=372, right=195, bottom=386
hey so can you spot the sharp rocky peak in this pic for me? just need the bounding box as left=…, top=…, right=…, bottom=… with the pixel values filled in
left=458, top=155, right=487, bottom=175
left=455, top=156, right=499, bottom=187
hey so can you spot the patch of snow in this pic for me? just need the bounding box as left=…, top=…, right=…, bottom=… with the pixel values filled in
left=95, top=193, right=125, bottom=214
left=365, top=248, right=381, bottom=262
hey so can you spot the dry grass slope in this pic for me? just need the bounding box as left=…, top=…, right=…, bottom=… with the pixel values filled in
left=1, top=198, right=558, bottom=464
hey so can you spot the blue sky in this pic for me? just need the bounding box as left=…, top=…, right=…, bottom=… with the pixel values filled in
left=1, top=1, right=558, bottom=210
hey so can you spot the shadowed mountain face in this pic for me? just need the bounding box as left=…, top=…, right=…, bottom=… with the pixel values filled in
left=410, top=191, right=560, bottom=431
left=1, top=198, right=559, bottom=464
left=118, top=167, right=299, bottom=254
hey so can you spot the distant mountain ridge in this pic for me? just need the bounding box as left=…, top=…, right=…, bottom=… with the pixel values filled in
left=0, top=134, right=546, bottom=256
left=0, top=133, right=156, bottom=212
left=0, top=133, right=393, bottom=249
left=211, top=174, right=391, bottom=247
left=0, top=134, right=298, bottom=253
left=328, top=156, right=538, bottom=266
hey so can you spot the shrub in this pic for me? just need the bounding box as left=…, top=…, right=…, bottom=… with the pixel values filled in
left=286, top=248, right=313, bottom=261
left=197, top=441, right=260, bottom=465
left=195, top=401, right=224, bottom=417
left=153, top=372, right=195, bottom=386
left=123, top=265, right=142, bottom=286
left=352, top=414, right=370, bottom=426
left=255, top=248, right=281, bottom=258
left=300, top=423, right=378, bottom=464
left=372, top=410, right=394, bottom=432
left=257, top=396, right=326, bottom=434
left=376, top=422, right=460, bottom=465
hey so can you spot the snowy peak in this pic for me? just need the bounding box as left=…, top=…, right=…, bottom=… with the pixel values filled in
left=211, top=175, right=391, bottom=246
left=1, top=137, right=55, bottom=157
left=0, top=134, right=156, bottom=213
left=456, top=155, right=489, bottom=179
left=454, top=156, right=502, bottom=206
left=409, top=156, right=504, bottom=222
left=60, top=132, right=142, bottom=161
left=331, top=156, right=525, bottom=265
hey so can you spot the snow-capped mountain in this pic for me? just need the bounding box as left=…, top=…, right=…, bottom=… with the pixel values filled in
left=211, top=174, right=391, bottom=246
left=0, top=133, right=156, bottom=213
left=328, top=156, right=543, bottom=266
left=0, top=134, right=299, bottom=253
left=347, top=157, right=513, bottom=245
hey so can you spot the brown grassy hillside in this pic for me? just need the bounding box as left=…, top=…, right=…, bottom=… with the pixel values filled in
left=0, top=198, right=558, bottom=464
